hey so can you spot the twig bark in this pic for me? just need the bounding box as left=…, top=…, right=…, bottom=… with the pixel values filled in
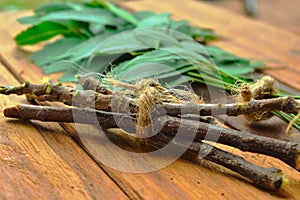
left=3, top=104, right=133, bottom=131
left=77, top=75, right=113, bottom=95
left=3, top=104, right=284, bottom=191
left=4, top=104, right=300, bottom=171
left=0, top=82, right=114, bottom=111
left=2, top=77, right=300, bottom=191
left=152, top=134, right=284, bottom=191
left=155, top=114, right=300, bottom=170
left=164, top=96, right=300, bottom=116
left=1, top=82, right=299, bottom=117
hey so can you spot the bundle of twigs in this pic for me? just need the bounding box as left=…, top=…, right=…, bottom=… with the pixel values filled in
left=1, top=75, right=300, bottom=191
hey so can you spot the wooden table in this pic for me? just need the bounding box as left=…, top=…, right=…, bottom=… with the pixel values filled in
left=0, top=0, right=300, bottom=199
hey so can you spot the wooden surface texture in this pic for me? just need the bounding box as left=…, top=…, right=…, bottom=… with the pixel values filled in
left=0, top=0, right=300, bottom=199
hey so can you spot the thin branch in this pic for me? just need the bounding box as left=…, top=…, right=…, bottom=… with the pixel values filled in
left=3, top=104, right=128, bottom=129
left=155, top=114, right=300, bottom=171
left=152, top=134, right=284, bottom=191
left=164, top=96, right=300, bottom=116
left=0, top=82, right=114, bottom=111
left=3, top=104, right=284, bottom=191
left=4, top=104, right=300, bottom=171
left=77, top=75, right=113, bottom=95
left=1, top=83, right=299, bottom=117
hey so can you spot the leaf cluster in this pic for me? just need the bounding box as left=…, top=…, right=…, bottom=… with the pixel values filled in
left=15, top=1, right=261, bottom=86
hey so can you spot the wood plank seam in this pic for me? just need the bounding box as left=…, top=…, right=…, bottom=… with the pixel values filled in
left=0, top=54, right=25, bottom=82
left=58, top=123, right=139, bottom=199
left=0, top=46, right=130, bottom=198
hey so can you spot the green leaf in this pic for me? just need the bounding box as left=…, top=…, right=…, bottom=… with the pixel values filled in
left=18, top=2, right=87, bottom=25
left=157, top=65, right=195, bottom=79
left=34, top=2, right=81, bottom=15
left=30, top=37, right=83, bottom=67
left=163, top=46, right=211, bottom=65
left=17, top=15, right=41, bottom=25
left=41, top=8, right=115, bottom=24
left=114, top=61, right=173, bottom=82
left=116, top=58, right=189, bottom=79
left=112, top=48, right=197, bottom=81
left=84, top=54, right=121, bottom=74
left=15, top=22, right=72, bottom=45
left=105, top=2, right=138, bottom=25
left=52, top=32, right=117, bottom=62
left=191, top=27, right=220, bottom=41
left=203, top=46, right=263, bottom=75
left=43, top=61, right=71, bottom=74
left=218, top=65, right=255, bottom=75
left=137, top=13, right=170, bottom=28
left=136, top=28, right=183, bottom=48
left=59, top=67, right=79, bottom=82
left=133, top=11, right=156, bottom=21
left=169, top=20, right=191, bottom=35
left=204, top=46, right=237, bottom=59
left=162, top=75, right=192, bottom=87
left=91, top=30, right=156, bottom=55
left=89, top=22, right=105, bottom=35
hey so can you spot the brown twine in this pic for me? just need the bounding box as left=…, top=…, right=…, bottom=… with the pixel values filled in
left=239, top=75, right=277, bottom=102
left=133, top=79, right=197, bottom=138
left=106, top=78, right=202, bottom=140
left=238, top=75, right=277, bottom=121
left=169, top=88, right=203, bottom=104
left=136, top=86, right=162, bottom=138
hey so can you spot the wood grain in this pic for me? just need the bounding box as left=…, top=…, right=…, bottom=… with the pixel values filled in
left=0, top=1, right=300, bottom=199
left=202, top=0, right=300, bottom=35
left=0, top=63, right=128, bottom=199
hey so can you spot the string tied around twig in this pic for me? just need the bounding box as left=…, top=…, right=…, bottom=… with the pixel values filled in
left=106, top=78, right=203, bottom=141
left=238, top=75, right=277, bottom=121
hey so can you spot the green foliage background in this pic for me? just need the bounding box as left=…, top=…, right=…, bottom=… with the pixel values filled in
left=0, top=0, right=120, bottom=11
left=0, top=0, right=52, bottom=11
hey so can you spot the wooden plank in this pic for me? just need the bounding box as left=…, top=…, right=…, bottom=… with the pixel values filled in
left=75, top=126, right=300, bottom=200
left=0, top=63, right=128, bottom=199
left=0, top=4, right=300, bottom=200
left=122, top=0, right=300, bottom=91
left=202, top=0, right=300, bottom=35
left=0, top=11, right=59, bottom=83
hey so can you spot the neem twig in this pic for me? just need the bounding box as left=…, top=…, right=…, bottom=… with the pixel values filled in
left=4, top=104, right=300, bottom=171
left=4, top=104, right=118, bottom=126
left=164, top=97, right=300, bottom=117
left=3, top=104, right=285, bottom=191
left=1, top=82, right=299, bottom=117
left=155, top=115, right=300, bottom=170
left=187, top=141, right=284, bottom=191
left=77, top=75, right=113, bottom=95
left=152, top=134, right=285, bottom=191
left=0, top=82, right=114, bottom=111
